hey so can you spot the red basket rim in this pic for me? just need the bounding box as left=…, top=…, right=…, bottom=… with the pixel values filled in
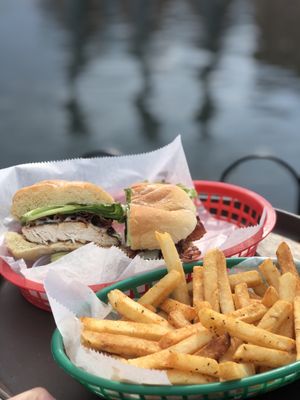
left=193, top=180, right=276, bottom=256
left=0, top=259, right=112, bottom=293
left=0, top=180, right=276, bottom=294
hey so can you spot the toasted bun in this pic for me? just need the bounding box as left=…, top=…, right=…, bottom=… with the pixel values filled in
left=4, top=231, right=82, bottom=261
left=128, top=183, right=197, bottom=250
left=11, top=180, right=114, bottom=220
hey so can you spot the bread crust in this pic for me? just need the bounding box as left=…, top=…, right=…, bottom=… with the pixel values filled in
left=4, top=231, right=82, bottom=261
left=11, top=180, right=114, bottom=219
left=128, top=183, right=197, bottom=250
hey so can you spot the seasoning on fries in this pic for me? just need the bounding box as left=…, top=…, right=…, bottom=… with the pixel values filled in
left=79, top=234, right=300, bottom=384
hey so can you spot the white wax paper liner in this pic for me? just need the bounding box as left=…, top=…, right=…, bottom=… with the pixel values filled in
left=0, top=135, right=192, bottom=229
left=45, top=270, right=171, bottom=385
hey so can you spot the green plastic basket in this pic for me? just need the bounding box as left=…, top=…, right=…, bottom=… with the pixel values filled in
left=51, top=258, right=300, bottom=399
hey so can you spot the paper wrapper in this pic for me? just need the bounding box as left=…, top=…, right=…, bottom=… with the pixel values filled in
left=0, top=135, right=266, bottom=286
left=45, top=269, right=171, bottom=385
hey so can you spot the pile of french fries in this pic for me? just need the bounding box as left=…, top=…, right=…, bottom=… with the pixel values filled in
left=80, top=233, right=300, bottom=385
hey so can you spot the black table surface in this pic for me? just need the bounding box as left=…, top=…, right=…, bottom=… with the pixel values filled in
left=1, top=209, right=300, bottom=400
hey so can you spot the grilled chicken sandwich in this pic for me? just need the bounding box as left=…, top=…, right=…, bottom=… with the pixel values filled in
left=5, top=180, right=125, bottom=261
left=125, top=182, right=206, bottom=260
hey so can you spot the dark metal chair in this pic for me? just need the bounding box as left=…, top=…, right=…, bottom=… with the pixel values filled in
left=220, top=155, right=300, bottom=214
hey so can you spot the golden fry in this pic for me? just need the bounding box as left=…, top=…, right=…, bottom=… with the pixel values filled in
left=166, top=370, right=217, bottom=385
left=81, top=330, right=161, bottom=357
left=199, top=307, right=295, bottom=352
left=192, top=266, right=204, bottom=305
left=259, top=258, right=281, bottom=292
left=166, top=352, right=219, bottom=377
left=128, top=329, right=214, bottom=368
left=108, top=289, right=170, bottom=327
left=217, top=249, right=235, bottom=313
left=261, top=286, right=279, bottom=308
left=159, top=322, right=205, bottom=349
left=227, top=302, right=268, bottom=323
left=276, top=242, right=299, bottom=277
left=155, top=231, right=190, bottom=304
left=80, top=318, right=170, bottom=340
left=138, top=269, right=181, bottom=307
left=294, top=296, right=300, bottom=360
left=234, top=343, right=296, bottom=368
left=168, top=309, right=192, bottom=328
left=203, top=249, right=220, bottom=311
left=159, top=298, right=196, bottom=321
left=228, top=270, right=263, bottom=290
left=257, top=300, right=292, bottom=332
left=279, top=272, right=297, bottom=302
left=219, top=361, right=255, bottom=381
left=277, top=310, right=295, bottom=339
left=234, top=282, right=251, bottom=309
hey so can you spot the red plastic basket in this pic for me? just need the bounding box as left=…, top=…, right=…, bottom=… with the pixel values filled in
left=0, top=180, right=276, bottom=312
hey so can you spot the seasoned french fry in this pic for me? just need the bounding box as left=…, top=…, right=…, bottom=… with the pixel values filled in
left=277, top=310, right=295, bottom=338
left=219, top=361, right=255, bottom=381
left=159, top=322, right=205, bottom=349
left=159, top=298, right=196, bottom=321
left=127, top=348, right=173, bottom=369
left=279, top=272, right=297, bottom=302
left=294, top=296, right=300, bottom=360
left=80, top=318, right=170, bottom=340
left=234, top=282, right=251, bottom=309
left=259, top=258, right=281, bottom=292
left=257, top=300, right=293, bottom=332
left=217, top=249, right=235, bottom=313
left=155, top=231, right=190, bottom=304
left=81, top=330, right=161, bottom=357
left=199, top=307, right=295, bottom=351
left=227, top=302, right=268, bottom=323
left=276, top=241, right=299, bottom=277
left=252, top=283, right=267, bottom=297
left=108, top=289, right=170, bottom=327
left=169, top=329, right=214, bottom=353
left=195, top=300, right=212, bottom=315
left=194, top=333, right=230, bottom=361
left=203, top=249, right=220, bottom=311
left=168, top=309, right=191, bottom=328
left=166, top=352, right=219, bottom=377
left=261, top=286, right=279, bottom=308
left=234, top=343, right=296, bottom=368
left=128, top=329, right=214, bottom=368
left=166, top=370, right=217, bottom=385
left=228, top=270, right=263, bottom=290
left=138, top=269, right=181, bottom=307
left=192, top=266, right=204, bottom=305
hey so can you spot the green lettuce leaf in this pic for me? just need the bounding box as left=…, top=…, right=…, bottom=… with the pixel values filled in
left=20, top=203, right=126, bottom=225
left=176, top=183, right=198, bottom=199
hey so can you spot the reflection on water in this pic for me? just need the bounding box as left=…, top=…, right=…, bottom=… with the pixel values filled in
left=1, top=0, right=300, bottom=211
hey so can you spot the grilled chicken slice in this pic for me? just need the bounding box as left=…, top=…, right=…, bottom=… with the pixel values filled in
left=22, top=221, right=120, bottom=247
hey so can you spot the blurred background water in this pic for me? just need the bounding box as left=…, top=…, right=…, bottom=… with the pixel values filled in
left=1, top=0, right=300, bottom=212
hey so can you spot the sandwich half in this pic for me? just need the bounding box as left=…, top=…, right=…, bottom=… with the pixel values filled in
left=125, top=182, right=206, bottom=259
left=5, top=180, right=125, bottom=261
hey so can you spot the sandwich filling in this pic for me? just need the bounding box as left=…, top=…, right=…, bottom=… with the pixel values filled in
left=20, top=203, right=125, bottom=247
